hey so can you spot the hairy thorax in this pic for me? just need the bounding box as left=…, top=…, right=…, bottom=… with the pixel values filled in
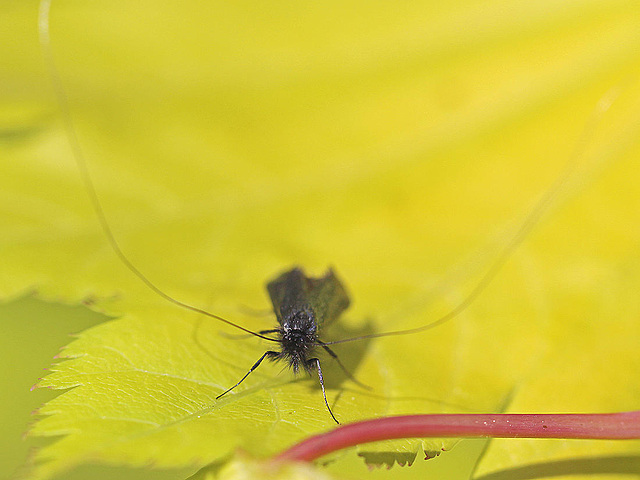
left=277, top=310, right=318, bottom=372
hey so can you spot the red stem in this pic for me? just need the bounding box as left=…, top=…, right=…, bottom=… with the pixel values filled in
left=275, top=411, right=640, bottom=463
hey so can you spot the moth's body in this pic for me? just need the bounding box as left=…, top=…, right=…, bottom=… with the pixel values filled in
left=266, top=267, right=349, bottom=373
left=216, top=267, right=354, bottom=423
left=272, top=310, right=318, bottom=374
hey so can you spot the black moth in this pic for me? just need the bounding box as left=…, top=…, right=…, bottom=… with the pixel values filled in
left=216, top=267, right=361, bottom=424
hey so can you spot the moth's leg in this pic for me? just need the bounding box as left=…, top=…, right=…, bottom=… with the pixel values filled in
left=308, top=358, right=339, bottom=425
left=318, top=343, right=372, bottom=390
left=258, top=329, right=280, bottom=335
left=217, top=350, right=278, bottom=399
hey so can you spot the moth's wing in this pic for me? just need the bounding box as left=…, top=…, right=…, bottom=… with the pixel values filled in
left=304, top=268, right=351, bottom=327
left=266, top=268, right=305, bottom=324
left=266, top=267, right=351, bottom=327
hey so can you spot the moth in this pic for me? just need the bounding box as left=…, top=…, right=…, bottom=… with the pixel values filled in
left=216, top=267, right=358, bottom=424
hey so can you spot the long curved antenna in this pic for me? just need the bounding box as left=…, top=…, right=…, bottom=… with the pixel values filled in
left=323, top=87, right=621, bottom=347
left=38, top=0, right=277, bottom=343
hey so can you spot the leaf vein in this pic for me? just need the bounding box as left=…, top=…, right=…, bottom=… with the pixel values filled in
left=61, top=368, right=225, bottom=390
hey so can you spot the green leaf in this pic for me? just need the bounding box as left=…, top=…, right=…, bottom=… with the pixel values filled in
left=3, top=1, right=640, bottom=479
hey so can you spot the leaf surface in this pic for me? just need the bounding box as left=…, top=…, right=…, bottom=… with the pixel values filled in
left=2, top=1, right=640, bottom=479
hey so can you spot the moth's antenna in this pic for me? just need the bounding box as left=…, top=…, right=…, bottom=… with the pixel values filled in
left=38, top=0, right=277, bottom=343
left=323, top=87, right=622, bottom=347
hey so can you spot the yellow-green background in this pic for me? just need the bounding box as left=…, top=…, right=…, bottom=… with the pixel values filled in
left=2, top=1, right=640, bottom=479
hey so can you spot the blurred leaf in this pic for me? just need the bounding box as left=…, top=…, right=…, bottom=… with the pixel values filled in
left=2, top=1, right=640, bottom=479
left=188, top=454, right=335, bottom=480
left=0, top=296, right=104, bottom=479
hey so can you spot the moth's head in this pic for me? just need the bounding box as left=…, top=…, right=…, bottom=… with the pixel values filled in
left=282, top=308, right=317, bottom=334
